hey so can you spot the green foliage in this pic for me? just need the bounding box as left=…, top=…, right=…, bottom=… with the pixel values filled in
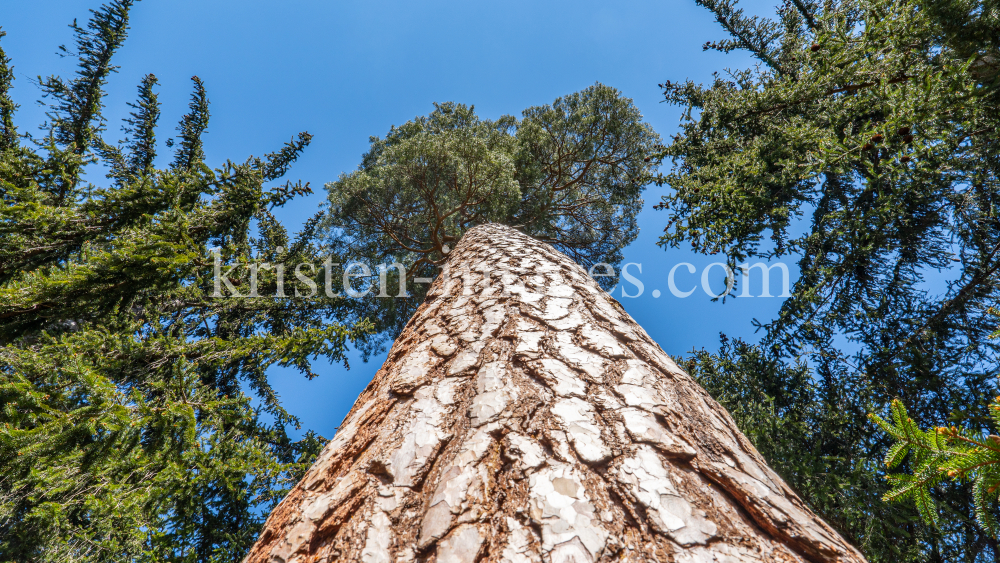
left=0, top=30, right=16, bottom=152
left=871, top=398, right=1000, bottom=537
left=323, top=87, right=660, bottom=349
left=659, top=0, right=1000, bottom=559
left=326, top=102, right=521, bottom=275
left=0, top=3, right=367, bottom=561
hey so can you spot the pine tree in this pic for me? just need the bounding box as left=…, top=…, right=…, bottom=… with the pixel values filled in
left=655, top=0, right=1000, bottom=560
left=244, top=223, right=867, bottom=563
left=320, top=92, right=661, bottom=355
left=0, top=3, right=367, bottom=561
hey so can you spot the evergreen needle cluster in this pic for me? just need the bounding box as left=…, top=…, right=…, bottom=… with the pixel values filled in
left=871, top=398, right=1000, bottom=537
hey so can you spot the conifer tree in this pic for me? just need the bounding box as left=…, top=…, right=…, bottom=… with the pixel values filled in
left=0, top=3, right=367, bottom=561
left=321, top=92, right=660, bottom=353
left=656, top=0, right=1000, bottom=560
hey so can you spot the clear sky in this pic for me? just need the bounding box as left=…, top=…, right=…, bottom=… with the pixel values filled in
left=3, top=0, right=789, bottom=439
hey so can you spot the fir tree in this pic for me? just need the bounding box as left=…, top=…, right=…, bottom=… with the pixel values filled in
left=656, top=0, right=1000, bottom=560
left=0, top=3, right=368, bottom=561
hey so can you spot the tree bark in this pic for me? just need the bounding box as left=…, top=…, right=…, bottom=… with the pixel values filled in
left=244, top=224, right=867, bottom=563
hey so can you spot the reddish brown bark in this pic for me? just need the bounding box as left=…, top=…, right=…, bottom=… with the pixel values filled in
left=244, top=223, right=867, bottom=563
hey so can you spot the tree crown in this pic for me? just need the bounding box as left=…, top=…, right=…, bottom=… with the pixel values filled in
left=324, top=84, right=661, bottom=275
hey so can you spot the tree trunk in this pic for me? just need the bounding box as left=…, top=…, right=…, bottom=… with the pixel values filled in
left=244, top=224, right=867, bottom=563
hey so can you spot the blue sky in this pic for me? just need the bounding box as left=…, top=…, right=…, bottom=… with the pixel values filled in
left=3, top=0, right=789, bottom=439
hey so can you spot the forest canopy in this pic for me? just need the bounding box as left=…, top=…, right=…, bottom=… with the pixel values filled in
left=657, top=0, right=1000, bottom=560
left=4, top=0, right=1000, bottom=561
left=0, top=2, right=659, bottom=560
